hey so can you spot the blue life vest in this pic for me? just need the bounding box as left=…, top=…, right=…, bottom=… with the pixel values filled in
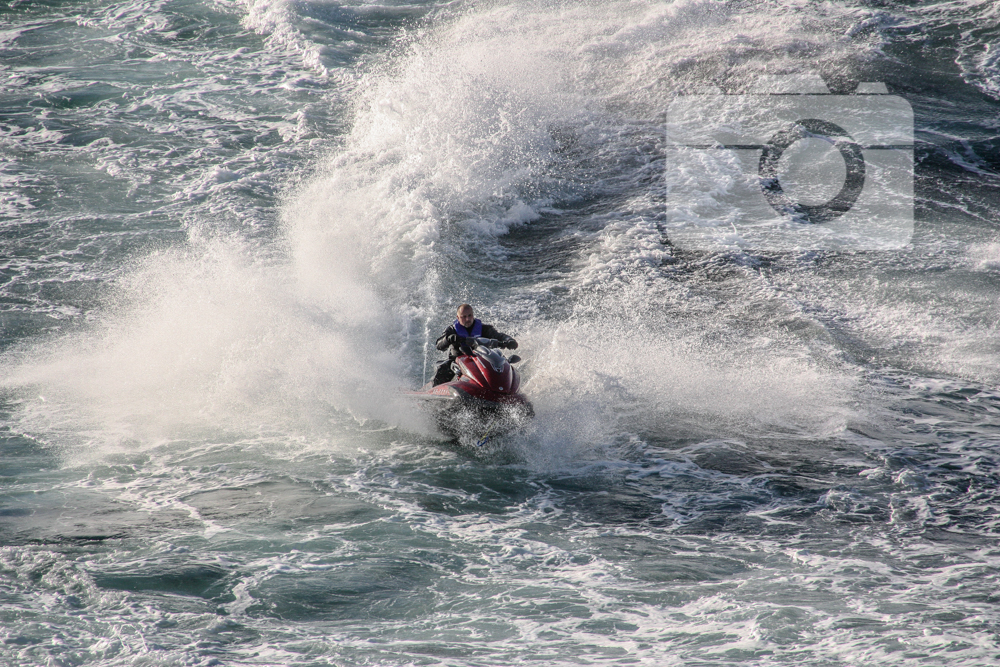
left=454, top=318, right=483, bottom=338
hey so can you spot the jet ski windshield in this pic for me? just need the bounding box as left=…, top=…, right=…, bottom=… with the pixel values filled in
left=472, top=338, right=507, bottom=372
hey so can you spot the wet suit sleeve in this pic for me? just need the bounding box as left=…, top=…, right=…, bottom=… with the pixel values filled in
left=435, top=326, right=459, bottom=352
left=481, top=324, right=517, bottom=350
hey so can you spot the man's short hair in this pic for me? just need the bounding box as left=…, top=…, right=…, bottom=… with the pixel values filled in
left=457, top=303, right=473, bottom=314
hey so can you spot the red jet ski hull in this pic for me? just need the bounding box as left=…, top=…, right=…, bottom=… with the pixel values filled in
left=406, top=350, right=533, bottom=441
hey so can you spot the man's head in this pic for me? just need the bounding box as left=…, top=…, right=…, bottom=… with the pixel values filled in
left=457, top=304, right=475, bottom=328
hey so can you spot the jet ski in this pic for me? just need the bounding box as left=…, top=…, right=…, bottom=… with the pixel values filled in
left=406, top=337, right=533, bottom=446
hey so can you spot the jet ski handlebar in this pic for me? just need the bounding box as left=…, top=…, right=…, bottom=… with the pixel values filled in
left=457, top=337, right=522, bottom=364
left=462, top=336, right=520, bottom=363
left=467, top=337, right=501, bottom=349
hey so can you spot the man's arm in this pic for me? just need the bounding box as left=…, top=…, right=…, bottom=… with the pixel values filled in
left=435, top=326, right=459, bottom=352
left=481, top=324, right=518, bottom=350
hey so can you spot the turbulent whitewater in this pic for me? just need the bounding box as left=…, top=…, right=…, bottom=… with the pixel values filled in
left=2, top=1, right=1000, bottom=665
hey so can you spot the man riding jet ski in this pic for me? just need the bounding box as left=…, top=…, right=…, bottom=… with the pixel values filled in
left=433, top=303, right=518, bottom=386
left=409, top=304, right=532, bottom=446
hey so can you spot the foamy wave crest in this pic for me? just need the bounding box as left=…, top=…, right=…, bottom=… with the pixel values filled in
left=283, top=4, right=592, bottom=295
left=1, top=237, right=429, bottom=451
left=239, top=0, right=331, bottom=75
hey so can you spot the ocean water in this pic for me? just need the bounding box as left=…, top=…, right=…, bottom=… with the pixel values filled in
left=2, top=0, right=1000, bottom=665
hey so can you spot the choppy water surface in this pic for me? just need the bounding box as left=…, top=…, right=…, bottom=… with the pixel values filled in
left=3, top=1, right=1000, bottom=665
